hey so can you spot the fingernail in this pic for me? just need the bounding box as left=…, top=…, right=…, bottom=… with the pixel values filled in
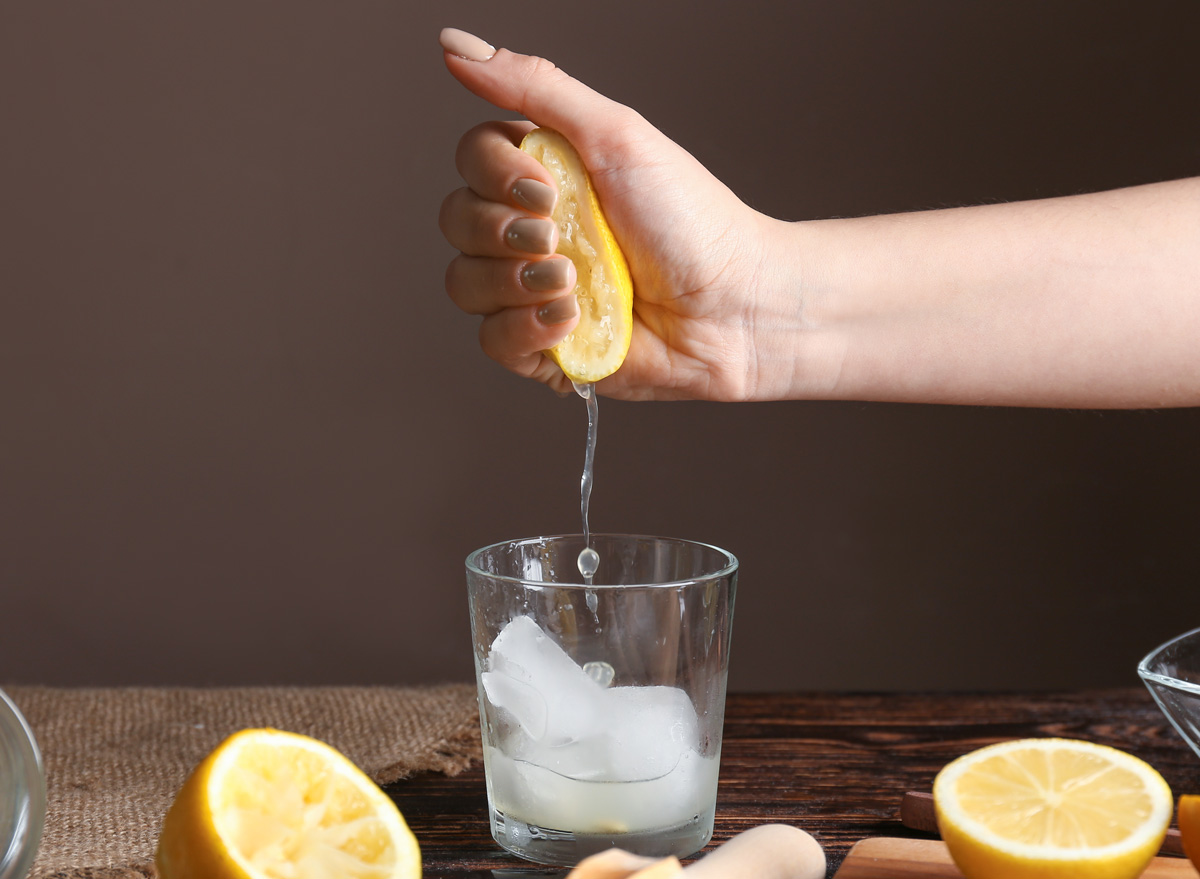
left=512, top=178, right=556, bottom=216
left=537, top=295, right=579, bottom=326
left=506, top=217, right=555, bottom=255
left=522, top=258, right=572, bottom=292
left=439, top=27, right=496, bottom=62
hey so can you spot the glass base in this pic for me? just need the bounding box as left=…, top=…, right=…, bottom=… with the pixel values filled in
left=489, top=805, right=714, bottom=866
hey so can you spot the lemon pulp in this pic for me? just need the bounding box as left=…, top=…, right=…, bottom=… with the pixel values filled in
left=520, top=128, right=633, bottom=384
left=933, top=738, right=1171, bottom=879
left=156, top=728, right=421, bottom=879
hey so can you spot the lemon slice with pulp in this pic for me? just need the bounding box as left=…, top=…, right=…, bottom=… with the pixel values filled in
left=520, top=127, right=633, bottom=384
left=933, top=737, right=1172, bottom=879
left=156, top=728, right=421, bottom=879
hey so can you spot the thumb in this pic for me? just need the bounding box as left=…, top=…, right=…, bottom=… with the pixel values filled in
left=439, top=27, right=634, bottom=151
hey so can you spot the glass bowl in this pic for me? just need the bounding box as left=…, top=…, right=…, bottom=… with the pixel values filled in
left=1138, top=626, right=1200, bottom=759
left=0, top=689, right=44, bottom=879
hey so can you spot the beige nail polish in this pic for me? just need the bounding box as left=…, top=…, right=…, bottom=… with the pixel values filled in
left=439, top=28, right=495, bottom=62
left=537, top=295, right=579, bottom=326
left=506, top=218, right=555, bottom=255
left=512, top=178, right=556, bottom=216
left=522, top=258, right=572, bottom=292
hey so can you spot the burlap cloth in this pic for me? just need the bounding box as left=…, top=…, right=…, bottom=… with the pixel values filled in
left=4, top=685, right=482, bottom=879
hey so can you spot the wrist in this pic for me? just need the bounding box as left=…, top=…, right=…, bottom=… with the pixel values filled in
left=743, top=214, right=854, bottom=402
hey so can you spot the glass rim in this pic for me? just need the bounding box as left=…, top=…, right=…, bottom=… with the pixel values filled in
left=1137, top=625, right=1200, bottom=684
left=465, top=532, right=738, bottom=590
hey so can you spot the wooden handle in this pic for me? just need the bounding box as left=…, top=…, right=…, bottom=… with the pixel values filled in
left=835, top=837, right=1195, bottom=878
left=568, top=825, right=825, bottom=879
left=684, top=824, right=825, bottom=879
left=566, top=850, right=683, bottom=878
left=900, top=791, right=1185, bottom=856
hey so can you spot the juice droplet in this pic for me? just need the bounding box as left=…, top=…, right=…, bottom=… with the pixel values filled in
left=583, top=660, right=615, bottom=688
left=577, top=547, right=599, bottom=580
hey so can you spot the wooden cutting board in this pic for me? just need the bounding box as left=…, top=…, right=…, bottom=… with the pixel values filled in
left=833, top=838, right=1196, bottom=878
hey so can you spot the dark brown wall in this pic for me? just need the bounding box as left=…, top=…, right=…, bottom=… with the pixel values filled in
left=3, top=1, right=1199, bottom=690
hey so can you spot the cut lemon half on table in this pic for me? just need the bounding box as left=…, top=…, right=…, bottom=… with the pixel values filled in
left=933, top=738, right=1172, bottom=879
left=520, top=127, right=633, bottom=384
left=156, top=728, right=421, bottom=879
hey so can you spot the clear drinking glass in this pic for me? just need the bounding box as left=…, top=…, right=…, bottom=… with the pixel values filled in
left=466, top=534, right=738, bottom=866
left=1138, top=626, right=1200, bottom=759
left=0, top=689, right=44, bottom=879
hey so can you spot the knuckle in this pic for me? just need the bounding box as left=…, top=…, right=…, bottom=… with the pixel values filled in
left=444, top=256, right=470, bottom=304
left=472, top=202, right=501, bottom=249
left=514, top=54, right=567, bottom=105
left=438, top=188, right=482, bottom=248
left=446, top=256, right=508, bottom=315
left=525, top=54, right=560, bottom=78
left=616, top=106, right=650, bottom=138
left=477, top=319, right=504, bottom=361
left=597, top=106, right=651, bottom=154
left=455, top=122, right=497, bottom=175
left=437, top=190, right=460, bottom=237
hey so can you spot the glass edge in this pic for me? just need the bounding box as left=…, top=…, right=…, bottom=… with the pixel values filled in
left=463, top=533, right=739, bottom=589
left=1138, top=668, right=1200, bottom=697
left=1136, top=624, right=1200, bottom=681
left=1139, top=675, right=1200, bottom=761
left=0, top=687, right=46, bottom=879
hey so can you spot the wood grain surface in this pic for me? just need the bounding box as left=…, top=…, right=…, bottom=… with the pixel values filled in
left=833, top=838, right=1195, bottom=878
left=385, top=690, right=1200, bottom=878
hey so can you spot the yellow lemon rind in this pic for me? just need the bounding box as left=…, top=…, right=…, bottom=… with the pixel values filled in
left=157, top=732, right=241, bottom=879
left=933, top=738, right=1172, bottom=879
left=156, top=728, right=421, bottom=879
left=520, top=127, right=633, bottom=385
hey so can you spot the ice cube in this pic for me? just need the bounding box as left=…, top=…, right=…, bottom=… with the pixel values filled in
left=514, top=683, right=702, bottom=783
left=481, top=670, right=548, bottom=740
left=595, top=685, right=699, bottom=781
left=484, top=616, right=603, bottom=746
left=483, top=616, right=703, bottom=794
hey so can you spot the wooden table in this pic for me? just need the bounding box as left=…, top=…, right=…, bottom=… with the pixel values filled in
left=386, top=689, right=1200, bottom=878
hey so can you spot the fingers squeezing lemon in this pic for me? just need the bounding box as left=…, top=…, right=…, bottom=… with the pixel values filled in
left=520, top=128, right=634, bottom=384
left=933, top=738, right=1172, bottom=879
left=156, top=728, right=421, bottom=879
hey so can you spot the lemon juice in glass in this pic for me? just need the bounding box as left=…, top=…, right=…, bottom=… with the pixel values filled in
left=466, top=534, right=737, bottom=865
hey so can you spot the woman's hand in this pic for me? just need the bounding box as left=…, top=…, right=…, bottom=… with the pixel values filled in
left=438, top=28, right=779, bottom=401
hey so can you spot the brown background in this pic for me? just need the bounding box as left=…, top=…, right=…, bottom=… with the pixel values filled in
left=2, top=1, right=1199, bottom=692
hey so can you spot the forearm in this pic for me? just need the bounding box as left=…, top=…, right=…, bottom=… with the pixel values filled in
left=759, top=177, right=1200, bottom=407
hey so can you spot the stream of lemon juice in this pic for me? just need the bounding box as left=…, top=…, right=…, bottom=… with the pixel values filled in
left=573, top=381, right=600, bottom=585
left=484, top=380, right=721, bottom=846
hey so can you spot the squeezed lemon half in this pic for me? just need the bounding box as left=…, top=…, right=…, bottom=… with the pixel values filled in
left=520, top=127, right=634, bottom=384
left=933, top=738, right=1172, bottom=879
left=156, top=728, right=421, bottom=879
